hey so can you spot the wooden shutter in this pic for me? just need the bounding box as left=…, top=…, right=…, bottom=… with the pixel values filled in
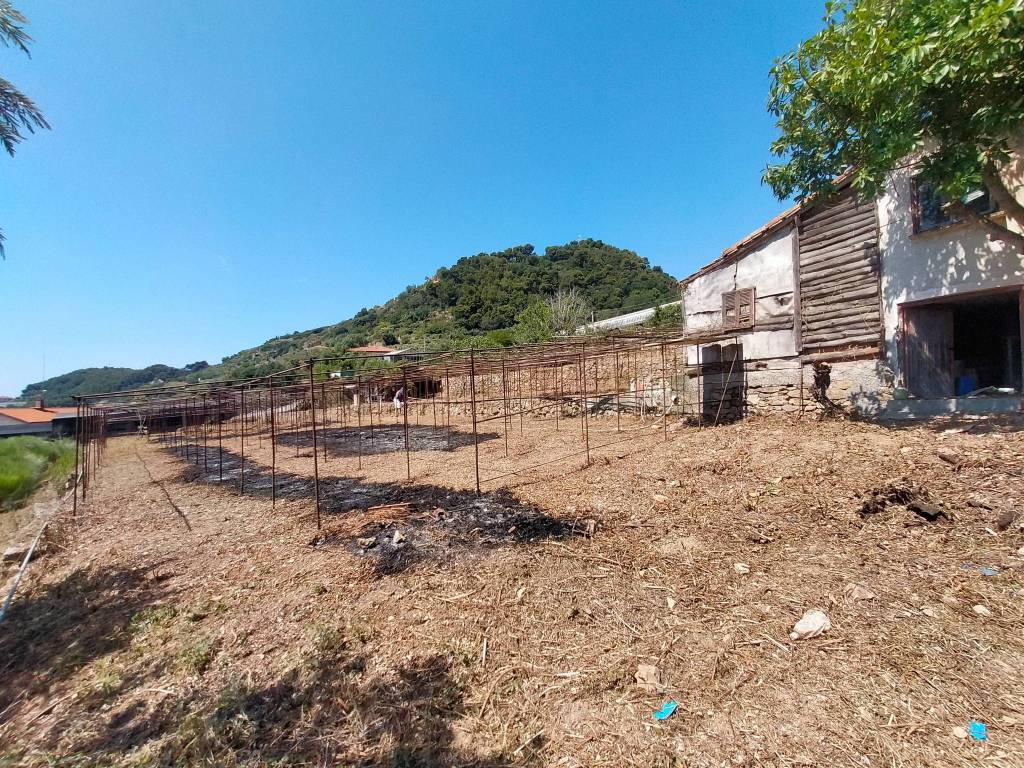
left=722, top=288, right=755, bottom=329
left=722, top=292, right=738, bottom=327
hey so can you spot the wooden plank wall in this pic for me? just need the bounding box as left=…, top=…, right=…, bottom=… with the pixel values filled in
left=797, top=187, right=883, bottom=359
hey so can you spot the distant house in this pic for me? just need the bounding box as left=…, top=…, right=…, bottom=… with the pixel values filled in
left=679, top=152, right=1024, bottom=419
left=347, top=345, right=427, bottom=364
left=0, top=404, right=79, bottom=438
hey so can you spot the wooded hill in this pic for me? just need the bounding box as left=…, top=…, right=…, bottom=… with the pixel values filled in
left=19, top=363, right=211, bottom=406
left=21, top=240, right=679, bottom=403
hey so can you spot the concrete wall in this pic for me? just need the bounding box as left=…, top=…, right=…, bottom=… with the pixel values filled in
left=683, top=226, right=797, bottom=363
left=877, top=147, right=1024, bottom=381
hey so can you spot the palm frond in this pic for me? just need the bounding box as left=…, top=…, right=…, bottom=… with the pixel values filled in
left=0, top=1, right=32, bottom=55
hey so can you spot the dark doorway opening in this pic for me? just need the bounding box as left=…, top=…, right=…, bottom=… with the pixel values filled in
left=903, top=290, right=1023, bottom=398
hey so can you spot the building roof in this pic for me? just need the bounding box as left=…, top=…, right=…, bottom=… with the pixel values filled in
left=348, top=345, right=398, bottom=354
left=679, top=203, right=800, bottom=286
left=0, top=407, right=77, bottom=424
left=679, top=173, right=856, bottom=286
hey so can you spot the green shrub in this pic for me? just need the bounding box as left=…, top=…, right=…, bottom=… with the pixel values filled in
left=0, top=436, right=75, bottom=511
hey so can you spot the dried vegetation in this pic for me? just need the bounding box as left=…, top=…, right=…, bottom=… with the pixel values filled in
left=1, top=413, right=1023, bottom=767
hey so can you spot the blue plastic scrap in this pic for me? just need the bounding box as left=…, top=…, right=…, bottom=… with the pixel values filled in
left=653, top=700, right=678, bottom=721
left=969, top=720, right=988, bottom=741
left=961, top=564, right=999, bottom=577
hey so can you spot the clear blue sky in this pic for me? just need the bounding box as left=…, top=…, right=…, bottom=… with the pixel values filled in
left=0, top=0, right=826, bottom=396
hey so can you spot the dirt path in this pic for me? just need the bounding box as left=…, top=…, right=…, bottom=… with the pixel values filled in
left=0, top=416, right=1022, bottom=767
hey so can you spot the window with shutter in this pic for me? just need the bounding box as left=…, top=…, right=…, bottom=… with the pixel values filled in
left=722, top=288, right=755, bottom=329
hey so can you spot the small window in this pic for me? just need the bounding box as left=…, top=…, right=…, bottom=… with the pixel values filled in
left=722, top=288, right=755, bottom=329
left=912, top=178, right=997, bottom=234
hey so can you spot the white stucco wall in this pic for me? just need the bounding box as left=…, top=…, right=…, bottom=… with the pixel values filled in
left=683, top=226, right=797, bottom=364
left=877, top=152, right=1024, bottom=378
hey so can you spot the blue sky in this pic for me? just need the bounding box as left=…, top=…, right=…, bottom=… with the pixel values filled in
left=0, top=0, right=826, bottom=396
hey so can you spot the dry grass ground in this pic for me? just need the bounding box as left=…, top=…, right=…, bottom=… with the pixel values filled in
left=0, top=412, right=1022, bottom=767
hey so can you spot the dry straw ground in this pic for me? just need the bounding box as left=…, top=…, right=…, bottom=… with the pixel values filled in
left=0, top=412, right=1022, bottom=767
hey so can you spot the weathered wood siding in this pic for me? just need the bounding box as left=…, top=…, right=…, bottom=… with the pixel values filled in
left=797, top=187, right=882, bottom=358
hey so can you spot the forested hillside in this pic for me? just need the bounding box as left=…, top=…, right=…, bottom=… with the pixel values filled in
left=212, top=240, right=678, bottom=379
left=21, top=240, right=678, bottom=400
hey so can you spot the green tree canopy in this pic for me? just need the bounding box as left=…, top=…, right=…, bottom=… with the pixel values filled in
left=764, top=0, right=1024, bottom=249
left=511, top=299, right=553, bottom=344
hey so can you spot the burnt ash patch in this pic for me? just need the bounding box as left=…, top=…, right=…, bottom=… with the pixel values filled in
left=159, top=441, right=581, bottom=576
left=274, top=423, right=498, bottom=457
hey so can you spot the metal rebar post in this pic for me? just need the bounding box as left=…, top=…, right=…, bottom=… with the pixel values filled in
left=269, top=375, right=277, bottom=508
left=308, top=362, right=322, bottom=530
left=402, top=368, right=411, bottom=481
left=469, top=350, right=481, bottom=495
left=240, top=389, right=246, bottom=493
left=73, top=398, right=81, bottom=516
left=661, top=342, right=669, bottom=441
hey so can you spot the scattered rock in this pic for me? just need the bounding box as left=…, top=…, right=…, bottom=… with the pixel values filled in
left=995, top=508, right=1017, bottom=532
left=920, top=606, right=939, bottom=618
left=733, top=563, right=750, bottom=575
left=908, top=500, right=947, bottom=523
left=582, top=518, right=599, bottom=537
left=391, top=530, right=406, bottom=546
left=652, top=494, right=670, bottom=508
left=937, top=448, right=961, bottom=466
left=357, top=536, right=377, bottom=549
left=966, top=495, right=992, bottom=510
left=952, top=726, right=968, bottom=739
left=634, top=663, right=662, bottom=692
left=666, top=480, right=680, bottom=488
left=843, top=583, right=877, bottom=601
left=972, top=604, right=991, bottom=617
left=666, top=596, right=676, bottom=611
left=940, top=594, right=961, bottom=609
left=789, top=609, right=831, bottom=640
left=2, top=546, right=27, bottom=564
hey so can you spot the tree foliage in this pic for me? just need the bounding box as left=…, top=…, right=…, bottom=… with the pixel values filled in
left=764, top=0, right=1024, bottom=248
left=511, top=299, right=553, bottom=344
left=547, top=288, right=592, bottom=335
left=0, top=1, right=49, bottom=257
left=20, top=362, right=209, bottom=405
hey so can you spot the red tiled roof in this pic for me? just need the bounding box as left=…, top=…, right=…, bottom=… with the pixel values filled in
left=0, top=408, right=62, bottom=424
left=348, top=345, right=397, bottom=354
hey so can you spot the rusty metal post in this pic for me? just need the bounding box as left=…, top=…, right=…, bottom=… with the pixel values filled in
left=517, top=363, right=524, bottom=435
left=556, top=362, right=562, bottom=432
left=308, top=362, right=322, bottom=530
left=614, top=348, right=622, bottom=432
left=356, top=376, right=363, bottom=470
left=240, top=389, right=246, bottom=493
left=469, top=349, right=481, bottom=495
left=500, top=354, right=509, bottom=457
left=444, top=366, right=451, bottom=450
left=82, top=406, right=89, bottom=500
left=321, top=381, right=328, bottom=462
left=202, top=394, right=209, bottom=471
left=73, top=398, right=81, bottom=517
left=269, top=375, right=277, bottom=508
left=697, top=343, right=703, bottom=428
left=402, top=367, right=411, bottom=481
left=217, top=393, right=224, bottom=482
left=580, top=344, right=591, bottom=466
left=661, top=342, right=669, bottom=442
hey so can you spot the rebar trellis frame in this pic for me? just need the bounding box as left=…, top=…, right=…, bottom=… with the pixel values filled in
left=70, top=327, right=763, bottom=532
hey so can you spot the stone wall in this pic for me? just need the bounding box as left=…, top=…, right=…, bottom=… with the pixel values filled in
left=678, top=355, right=893, bottom=420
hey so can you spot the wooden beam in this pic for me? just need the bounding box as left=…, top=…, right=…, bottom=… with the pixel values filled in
left=792, top=219, right=802, bottom=353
